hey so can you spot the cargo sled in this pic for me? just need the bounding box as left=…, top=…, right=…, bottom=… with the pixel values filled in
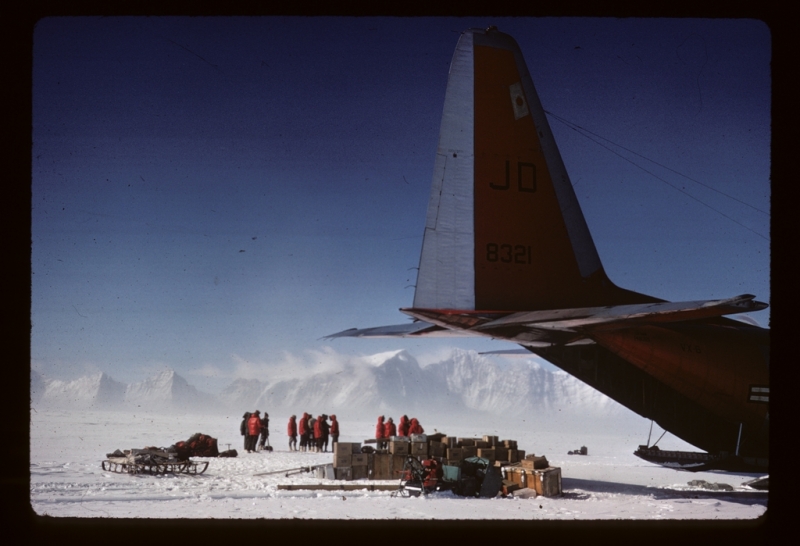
left=102, top=448, right=209, bottom=475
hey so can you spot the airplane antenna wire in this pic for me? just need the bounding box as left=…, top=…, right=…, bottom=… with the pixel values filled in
left=647, top=420, right=654, bottom=446
left=545, top=111, right=769, bottom=242
left=652, top=429, right=668, bottom=448
left=545, top=110, right=768, bottom=216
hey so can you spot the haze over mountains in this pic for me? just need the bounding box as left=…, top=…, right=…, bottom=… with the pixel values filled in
left=31, top=349, right=635, bottom=430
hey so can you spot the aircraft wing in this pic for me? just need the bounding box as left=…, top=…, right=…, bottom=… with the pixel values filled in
left=472, top=294, right=767, bottom=335
left=324, top=321, right=470, bottom=339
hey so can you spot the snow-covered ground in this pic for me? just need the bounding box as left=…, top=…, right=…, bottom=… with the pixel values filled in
left=30, top=409, right=767, bottom=520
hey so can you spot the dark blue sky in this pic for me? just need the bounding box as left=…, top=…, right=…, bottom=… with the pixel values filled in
left=31, top=17, right=770, bottom=391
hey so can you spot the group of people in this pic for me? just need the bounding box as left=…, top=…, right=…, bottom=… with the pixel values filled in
left=240, top=410, right=270, bottom=453
left=287, top=413, right=340, bottom=452
left=375, top=415, right=423, bottom=448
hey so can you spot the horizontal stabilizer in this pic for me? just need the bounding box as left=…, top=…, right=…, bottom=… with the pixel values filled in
left=324, top=321, right=470, bottom=339
left=474, top=294, right=768, bottom=335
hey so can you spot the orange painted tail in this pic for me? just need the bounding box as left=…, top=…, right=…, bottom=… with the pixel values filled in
left=413, top=27, right=655, bottom=312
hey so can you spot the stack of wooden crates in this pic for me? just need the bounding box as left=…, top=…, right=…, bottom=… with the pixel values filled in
left=331, top=434, right=562, bottom=497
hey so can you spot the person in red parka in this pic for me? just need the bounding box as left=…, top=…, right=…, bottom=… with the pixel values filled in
left=313, top=415, right=324, bottom=452
left=287, top=415, right=298, bottom=451
left=384, top=417, right=397, bottom=438
left=408, top=417, right=424, bottom=436
left=375, top=415, right=386, bottom=449
left=246, top=410, right=262, bottom=453
left=398, top=415, right=409, bottom=437
left=298, top=412, right=309, bottom=452
left=329, top=414, right=339, bottom=451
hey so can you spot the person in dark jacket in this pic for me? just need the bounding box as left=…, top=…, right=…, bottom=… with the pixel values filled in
left=398, top=415, right=409, bottom=437
left=240, top=412, right=252, bottom=451
left=375, top=415, right=386, bottom=450
left=287, top=415, right=298, bottom=451
left=320, top=414, right=330, bottom=452
left=384, top=416, right=397, bottom=438
left=329, top=414, right=339, bottom=451
left=246, top=411, right=262, bottom=453
left=299, top=412, right=309, bottom=452
left=258, top=412, right=270, bottom=451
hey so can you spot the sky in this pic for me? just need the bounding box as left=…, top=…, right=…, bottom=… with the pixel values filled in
left=31, top=17, right=771, bottom=393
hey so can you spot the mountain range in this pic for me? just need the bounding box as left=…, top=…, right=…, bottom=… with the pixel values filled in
left=31, top=349, right=631, bottom=426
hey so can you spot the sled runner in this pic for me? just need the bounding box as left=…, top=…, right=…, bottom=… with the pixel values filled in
left=101, top=458, right=209, bottom=475
left=102, top=448, right=209, bottom=475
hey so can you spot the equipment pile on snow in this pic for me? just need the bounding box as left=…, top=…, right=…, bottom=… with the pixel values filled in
left=102, top=447, right=210, bottom=475
left=101, top=432, right=232, bottom=475
left=331, top=432, right=562, bottom=497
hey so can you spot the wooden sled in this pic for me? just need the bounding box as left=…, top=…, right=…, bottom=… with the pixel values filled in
left=102, top=457, right=209, bottom=475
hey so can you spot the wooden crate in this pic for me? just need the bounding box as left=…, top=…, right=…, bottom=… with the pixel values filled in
left=429, top=441, right=446, bottom=458
left=529, top=467, right=562, bottom=497
left=390, top=454, right=408, bottom=479
left=371, top=453, right=391, bottom=480
left=352, top=465, right=369, bottom=480
left=477, top=448, right=496, bottom=462
left=520, top=456, right=548, bottom=470
left=335, top=467, right=353, bottom=481
left=389, top=441, right=409, bottom=455
left=503, top=467, right=528, bottom=488
left=447, top=447, right=464, bottom=461
left=462, top=446, right=477, bottom=458
left=411, top=442, right=428, bottom=457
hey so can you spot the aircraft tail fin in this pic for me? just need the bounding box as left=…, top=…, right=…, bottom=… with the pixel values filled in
left=412, top=27, right=654, bottom=312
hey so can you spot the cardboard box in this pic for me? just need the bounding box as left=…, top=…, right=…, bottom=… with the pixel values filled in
left=389, top=441, right=409, bottom=455
left=517, top=450, right=526, bottom=460
left=482, top=435, right=498, bottom=446
left=475, top=440, right=490, bottom=449
left=334, top=453, right=352, bottom=468
left=457, top=438, right=475, bottom=447
left=411, top=442, right=428, bottom=457
left=503, top=440, right=517, bottom=449
left=462, top=446, right=477, bottom=458
left=477, top=448, right=496, bottom=462
left=507, top=449, right=519, bottom=463
left=334, top=442, right=359, bottom=455
left=529, top=467, right=562, bottom=497
left=351, top=453, right=368, bottom=466
left=447, top=447, right=464, bottom=461
left=495, top=446, right=509, bottom=461
left=335, top=467, right=352, bottom=481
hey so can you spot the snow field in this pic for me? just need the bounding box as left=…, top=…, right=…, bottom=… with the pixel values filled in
left=30, top=410, right=768, bottom=519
